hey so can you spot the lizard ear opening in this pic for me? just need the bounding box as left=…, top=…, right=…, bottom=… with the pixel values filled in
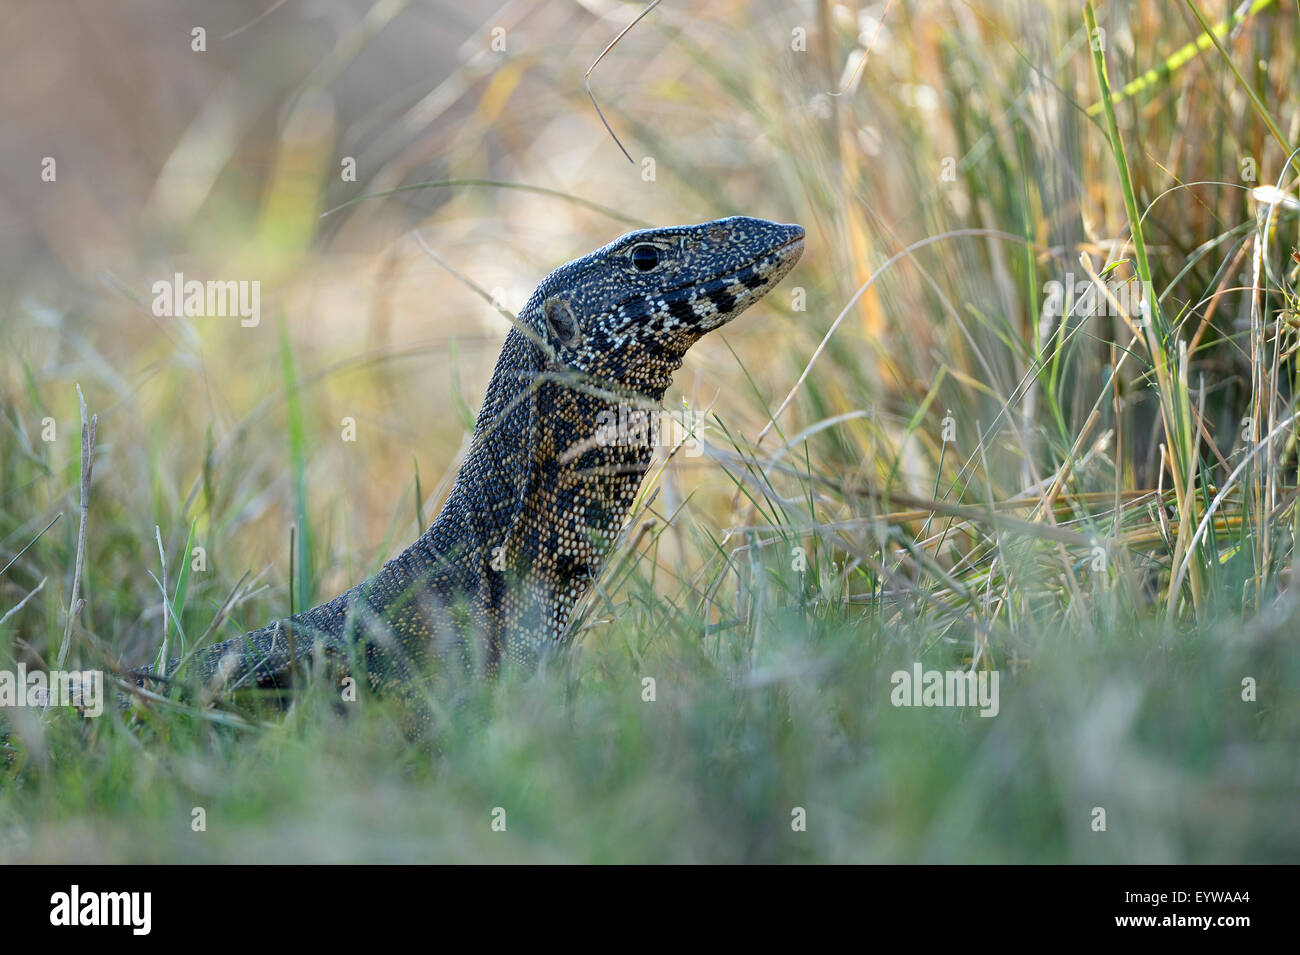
left=543, top=297, right=581, bottom=346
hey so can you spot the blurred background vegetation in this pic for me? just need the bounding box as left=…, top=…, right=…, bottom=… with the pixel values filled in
left=1, top=0, right=1298, bottom=862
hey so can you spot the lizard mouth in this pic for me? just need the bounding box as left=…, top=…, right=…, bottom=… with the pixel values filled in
left=767, top=231, right=806, bottom=271
left=693, top=228, right=806, bottom=297
left=693, top=228, right=805, bottom=331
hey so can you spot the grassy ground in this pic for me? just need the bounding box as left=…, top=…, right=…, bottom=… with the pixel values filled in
left=2, top=0, right=1298, bottom=862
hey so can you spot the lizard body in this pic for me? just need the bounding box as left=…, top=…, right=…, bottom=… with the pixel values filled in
left=151, top=216, right=803, bottom=697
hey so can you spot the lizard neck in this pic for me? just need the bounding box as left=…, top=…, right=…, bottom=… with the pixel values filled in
left=506, top=381, right=656, bottom=652
left=378, top=331, right=664, bottom=669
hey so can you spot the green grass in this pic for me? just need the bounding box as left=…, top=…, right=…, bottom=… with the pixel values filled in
left=1, top=0, right=1298, bottom=862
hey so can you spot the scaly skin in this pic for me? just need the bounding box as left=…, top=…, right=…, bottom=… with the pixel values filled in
left=145, top=216, right=804, bottom=698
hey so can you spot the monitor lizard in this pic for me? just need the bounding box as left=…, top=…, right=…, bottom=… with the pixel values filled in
left=142, top=216, right=804, bottom=700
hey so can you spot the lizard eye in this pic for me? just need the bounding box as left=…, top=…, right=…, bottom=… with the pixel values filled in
left=629, top=244, right=661, bottom=272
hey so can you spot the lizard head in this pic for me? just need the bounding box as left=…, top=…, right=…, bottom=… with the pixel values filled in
left=520, top=215, right=804, bottom=401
